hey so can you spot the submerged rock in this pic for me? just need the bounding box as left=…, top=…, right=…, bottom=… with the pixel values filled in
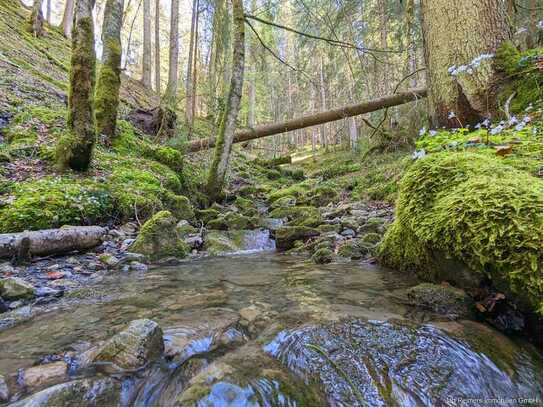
left=407, top=283, right=473, bottom=318
left=203, top=230, right=275, bottom=255
left=8, top=378, right=120, bottom=407
left=130, top=211, right=188, bottom=261
left=0, top=277, right=36, bottom=300
left=265, top=319, right=543, bottom=406
left=93, top=319, right=164, bottom=370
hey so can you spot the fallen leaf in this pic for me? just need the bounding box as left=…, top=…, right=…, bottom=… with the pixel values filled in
left=495, top=145, right=513, bottom=156
left=46, top=271, right=64, bottom=280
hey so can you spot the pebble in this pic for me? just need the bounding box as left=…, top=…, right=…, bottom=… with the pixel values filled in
left=340, top=228, right=356, bottom=237
left=36, top=287, right=62, bottom=297
left=129, top=262, right=148, bottom=272
left=9, top=300, right=23, bottom=309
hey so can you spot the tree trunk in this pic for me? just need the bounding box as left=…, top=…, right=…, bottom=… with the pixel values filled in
left=46, top=0, right=51, bottom=22
left=205, top=0, right=245, bottom=201
left=0, top=227, right=107, bottom=260
left=155, top=0, right=179, bottom=140
left=319, top=56, right=327, bottom=149
left=56, top=0, right=96, bottom=171
left=141, top=0, right=152, bottom=88
left=123, top=0, right=142, bottom=70
left=247, top=0, right=256, bottom=129
left=185, top=0, right=198, bottom=125
left=154, top=0, right=161, bottom=92
left=189, top=88, right=427, bottom=153
left=526, top=0, right=542, bottom=49
left=61, top=0, right=74, bottom=37
left=95, top=0, right=124, bottom=140
left=28, top=0, right=44, bottom=37
left=421, top=0, right=511, bottom=127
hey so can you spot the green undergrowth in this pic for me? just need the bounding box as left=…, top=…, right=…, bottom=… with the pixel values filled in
left=379, top=152, right=543, bottom=313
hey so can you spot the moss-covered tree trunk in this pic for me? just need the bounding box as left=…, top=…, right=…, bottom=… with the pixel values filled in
left=155, top=0, right=179, bottom=140
left=56, top=0, right=96, bottom=171
left=421, top=0, right=511, bottom=127
left=141, top=0, right=152, bottom=88
left=61, top=0, right=74, bottom=38
left=95, top=0, right=124, bottom=140
left=28, top=0, right=44, bottom=37
left=205, top=0, right=245, bottom=201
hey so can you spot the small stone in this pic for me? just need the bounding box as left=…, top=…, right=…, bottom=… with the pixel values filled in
left=0, top=262, right=15, bottom=275
left=123, top=252, right=148, bottom=263
left=48, top=279, right=78, bottom=289
left=65, top=257, right=80, bottom=265
left=0, top=374, right=9, bottom=403
left=119, top=222, right=139, bottom=235
left=239, top=306, right=261, bottom=323
left=46, top=271, right=65, bottom=280
left=0, top=277, right=36, bottom=300
left=36, top=287, right=62, bottom=297
left=129, top=262, right=148, bottom=272
left=9, top=300, right=23, bottom=309
left=340, top=228, right=356, bottom=237
left=20, top=361, right=68, bottom=393
left=121, top=239, right=136, bottom=251
left=98, top=253, right=120, bottom=268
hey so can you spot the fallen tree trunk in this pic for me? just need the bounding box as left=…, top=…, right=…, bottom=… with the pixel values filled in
left=187, top=88, right=427, bottom=153
left=253, top=155, right=292, bottom=167
left=0, top=226, right=107, bottom=261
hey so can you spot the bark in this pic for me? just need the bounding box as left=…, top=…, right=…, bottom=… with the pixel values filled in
left=421, top=0, right=511, bottom=127
left=155, top=0, right=179, bottom=140
left=56, top=0, right=96, bottom=171
left=319, top=56, right=327, bottom=149
left=526, top=0, right=542, bottom=49
left=28, top=0, right=44, bottom=37
left=95, top=0, right=124, bottom=140
left=189, top=88, right=427, bottom=153
left=185, top=0, right=198, bottom=125
left=205, top=0, right=245, bottom=201
left=141, top=0, right=152, bottom=88
left=123, top=0, right=142, bottom=70
left=154, top=0, right=160, bottom=92
left=61, top=0, right=74, bottom=37
left=46, top=0, right=51, bottom=22
left=0, top=227, right=107, bottom=260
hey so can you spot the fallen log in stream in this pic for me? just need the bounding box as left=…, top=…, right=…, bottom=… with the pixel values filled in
left=0, top=226, right=107, bottom=261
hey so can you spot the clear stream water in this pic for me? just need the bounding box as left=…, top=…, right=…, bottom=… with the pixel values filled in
left=1, top=252, right=543, bottom=406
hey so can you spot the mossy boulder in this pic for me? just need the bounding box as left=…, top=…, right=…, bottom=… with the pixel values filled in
left=337, top=239, right=372, bottom=260
left=406, top=283, right=473, bottom=318
left=379, top=152, right=543, bottom=314
left=207, top=212, right=258, bottom=231
left=203, top=231, right=240, bottom=255
left=234, top=196, right=258, bottom=217
left=165, top=194, right=194, bottom=220
left=0, top=278, right=36, bottom=300
left=311, top=248, right=334, bottom=264
left=358, top=217, right=387, bottom=234
left=93, top=319, right=164, bottom=370
left=276, top=226, right=319, bottom=251
left=360, top=232, right=382, bottom=245
left=270, top=195, right=297, bottom=210
left=269, top=206, right=322, bottom=227
left=130, top=211, right=188, bottom=260
left=308, top=185, right=340, bottom=207
left=267, top=183, right=311, bottom=204
left=176, top=220, right=197, bottom=237
left=196, top=208, right=221, bottom=224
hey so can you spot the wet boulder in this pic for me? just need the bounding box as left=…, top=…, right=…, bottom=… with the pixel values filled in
left=0, top=277, right=36, bottom=300
left=130, top=211, right=189, bottom=261
left=19, top=361, right=69, bottom=394
left=93, top=319, right=164, bottom=370
left=275, top=226, right=319, bottom=251
left=269, top=206, right=322, bottom=227
left=8, top=378, right=120, bottom=407
left=407, top=283, right=473, bottom=318
left=311, top=248, right=334, bottom=264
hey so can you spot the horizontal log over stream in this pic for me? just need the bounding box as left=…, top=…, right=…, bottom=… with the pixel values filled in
left=187, top=88, right=427, bottom=153
left=0, top=226, right=107, bottom=260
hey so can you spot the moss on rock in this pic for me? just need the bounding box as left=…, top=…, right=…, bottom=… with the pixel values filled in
left=275, top=226, right=319, bottom=251
left=130, top=211, right=188, bottom=260
left=311, top=248, right=334, bottom=264
left=379, top=152, right=543, bottom=313
left=269, top=206, right=322, bottom=228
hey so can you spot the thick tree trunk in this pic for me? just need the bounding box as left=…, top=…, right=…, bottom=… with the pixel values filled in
left=205, top=0, right=245, bottom=201
left=421, top=0, right=511, bottom=127
left=95, top=0, right=124, bottom=140
left=141, top=0, right=152, bottom=88
left=189, top=88, right=427, bottom=153
left=56, top=0, right=96, bottom=171
left=61, top=0, right=74, bottom=37
left=154, top=0, right=160, bottom=92
left=28, top=0, right=44, bottom=37
left=0, top=227, right=107, bottom=260
left=155, top=0, right=179, bottom=140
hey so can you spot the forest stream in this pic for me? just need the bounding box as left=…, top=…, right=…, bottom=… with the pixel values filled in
left=1, top=248, right=543, bottom=406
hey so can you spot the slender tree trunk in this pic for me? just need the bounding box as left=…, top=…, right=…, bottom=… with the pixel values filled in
left=154, top=0, right=161, bottom=92
left=61, top=0, right=74, bottom=37
left=247, top=0, right=256, bottom=129
left=190, top=26, right=199, bottom=127
left=319, top=56, right=327, bottom=149
left=46, top=0, right=51, bottom=22
left=141, top=0, right=152, bottom=88
left=56, top=0, right=96, bottom=171
left=95, top=0, right=124, bottom=140
left=206, top=0, right=245, bottom=201
left=185, top=0, right=198, bottom=125
left=28, top=0, right=44, bottom=37
left=123, top=0, right=142, bottom=70
left=526, top=0, right=542, bottom=48
left=155, top=0, right=179, bottom=139
left=421, top=0, right=511, bottom=127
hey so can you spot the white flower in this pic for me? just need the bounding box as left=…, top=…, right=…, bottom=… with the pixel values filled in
left=429, top=130, right=438, bottom=137
left=419, top=127, right=427, bottom=136
left=516, top=27, right=528, bottom=35
left=490, top=125, right=504, bottom=135
left=538, top=21, right=543, bottom=30
left=515, top=122, right=526, bottom=132
left=522, top=115, right=531, bottom=123
left=448, top=111, right=456, bottom=119
left=508, top=116, right=519, bottom=126
left=412, top=149, right=426, bottom=160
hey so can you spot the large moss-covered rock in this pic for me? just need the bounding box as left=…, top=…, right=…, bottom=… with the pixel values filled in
left=93, top=319, right=164, bottom=370
left=0, top=277, right=36, bottom=300
left=195, top=208, right=221, bottom=224
left=130, top=211, right=188, bottom=260
left=311, top=248, right=334, bottom=264
left=275, top=226, right=319, bottom=251
left=269, top=206, right=322, bottom=227
left=166, top=194, right=194, bottom=220
left=379, top=152, right=543, bottom=314
left=308, top=185, right=339, bottom=207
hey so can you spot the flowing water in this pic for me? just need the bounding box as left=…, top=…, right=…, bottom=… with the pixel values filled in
left=1, top=252, right=543, bottom=406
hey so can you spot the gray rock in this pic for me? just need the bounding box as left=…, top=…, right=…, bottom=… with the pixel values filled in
left=0, top=277, right=36, bottom=300
left=0, top=262, right=15, bottom=275
left=184, top=235, right=203, bottom=250
left=9, top=300, right=23, bottom=309
left=93, top=319, right=164, bottom=370
left=8, top=378, right=120, bottom=407
left=0, top=374, right=9, bottom=403
left=129, top=262, right=148, bottom=272
left=122, top=252, right=148, bottom=263
left=98, top=254, right=120, bottom=268
left=340, top=228, right=356, bottom=237
left=36, top=287, right=62, bottom=297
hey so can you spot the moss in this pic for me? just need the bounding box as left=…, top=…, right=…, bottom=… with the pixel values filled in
left=0, top=176, right=113, bottom=232
left=267, top=182, right=312, bottom=204
left=130, top=211, right=188, bottom=260
left=311, top=248, right=334, bottom=264
left=207, top=212, right=256, bottom=230
left=308, top=185, right=339, bottom=207
left=406, top=283, right=472, bottom=317
left=270, top=196, right=297, bottom=210
left=164, top=193, right=194, bottom=220
left=360, top=232, right=382, bottom=245
left=275, top=226, right=320, bottom=251
left=269, top=206, right=322, bottom=227
left=196, top=208, right=221, bottom=223
left=234, top=196, right=258, bottom=217
left=379, top=152, right=543, bottom=313
left=337, top=239, right=369, bottom=259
